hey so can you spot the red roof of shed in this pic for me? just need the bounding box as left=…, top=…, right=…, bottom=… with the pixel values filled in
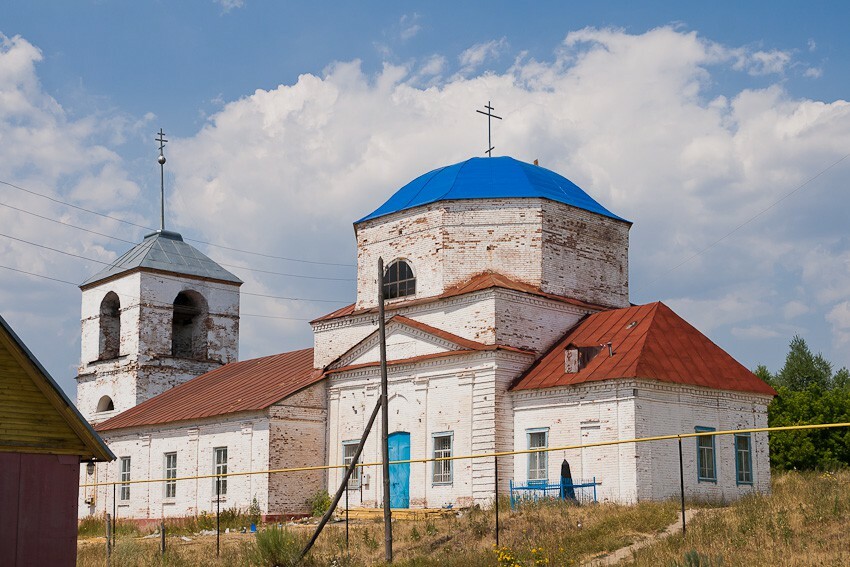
left=510, top=302, right=776, bottom=396
left=96, top=348, right=321, bottom=431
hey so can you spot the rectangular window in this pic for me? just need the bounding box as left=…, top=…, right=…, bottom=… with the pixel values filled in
left=432, top=432, right=453, bottom=485
left=164, top=452, right=177, bottom=498
left=343, top=441, right=360, bottom=489
left=735, top=433, right=753, bottom=485
left=120, top=457, right=131, bottom=501
left=527, top=429, right=549, bottom=483
left=696, top=427, right=716, bottom=482
left=214, top=447, right=228, bottom=496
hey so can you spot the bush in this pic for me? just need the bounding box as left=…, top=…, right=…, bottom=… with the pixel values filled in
left=245, top=526, right=305, bottom=567
left=308, top=489, right=332, bottom=517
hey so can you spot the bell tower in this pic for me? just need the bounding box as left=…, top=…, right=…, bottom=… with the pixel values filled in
left=75, top=130, right=242, bottom=424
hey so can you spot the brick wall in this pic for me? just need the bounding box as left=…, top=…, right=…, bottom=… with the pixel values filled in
left=267, top=381, right=328, bottom=516
left=353, top=198, right=629, bottom=311
left=77, top=271, right=240, bottom=422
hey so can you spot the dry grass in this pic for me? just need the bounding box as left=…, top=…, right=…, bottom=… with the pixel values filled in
left=77, top=498, right=677, bottom=566
left=76, top=472, right=850, bottom=565
left=628, top=470, right=850, bottom=567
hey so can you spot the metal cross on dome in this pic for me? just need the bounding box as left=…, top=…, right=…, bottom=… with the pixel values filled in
left=476, top=101, right=502, bottom=157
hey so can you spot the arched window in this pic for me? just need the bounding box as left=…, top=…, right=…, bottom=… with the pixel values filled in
left=98, top=292, right=121, bottom=360
left=382, top=260, right=416, bottom=300
left=171, top=291, right=208, bottom=359
left=97, top=395, right=115, bottom=412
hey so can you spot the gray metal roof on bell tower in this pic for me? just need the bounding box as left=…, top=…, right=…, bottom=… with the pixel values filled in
left=80, top=230, right=242, bottom=288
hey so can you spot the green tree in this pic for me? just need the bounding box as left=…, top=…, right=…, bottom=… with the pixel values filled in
left=773, top=335, right=832, bottom=390
left=765, top=336, right=850, bottom=471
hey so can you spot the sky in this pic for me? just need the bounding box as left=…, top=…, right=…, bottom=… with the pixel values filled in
left=2, top=1, right=850, bottom=399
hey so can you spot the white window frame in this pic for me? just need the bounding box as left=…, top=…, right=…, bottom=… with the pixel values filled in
left=119, top=456, right=131, bottom=501
left=214, top=447, right=228, bottom=497
left=432, top=432, right=453, bottom=485
left=527, top=428, right=549, bottom=484
left=342, top=440, right=361, bottom=489
left=164, top=452, right=177, bottom=499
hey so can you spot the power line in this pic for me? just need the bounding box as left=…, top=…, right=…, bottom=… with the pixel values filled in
left=0, top=178, right=355, bottom=267
left=0, top=234, right=351, bottom=304
left=0, top=264, right=323, bottom=321
left=634, top=152, right=850, bottom=294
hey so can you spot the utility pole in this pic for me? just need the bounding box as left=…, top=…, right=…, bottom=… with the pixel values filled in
left=378, top=257, right=393, bottom=562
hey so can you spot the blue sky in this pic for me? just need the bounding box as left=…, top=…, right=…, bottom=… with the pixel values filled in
left=2, top=1, right=850, bottom=397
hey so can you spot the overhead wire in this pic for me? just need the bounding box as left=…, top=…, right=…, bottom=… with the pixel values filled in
left=0, top=264, right=322, bottom=321
left=0, top=178, right=356, bottom=267
left=633, top=152, right=850, bottom=295
left=0, top=233, right=351, bottom=305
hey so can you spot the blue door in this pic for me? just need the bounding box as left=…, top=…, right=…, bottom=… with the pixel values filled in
left=388, top=432, right=410, bottom=508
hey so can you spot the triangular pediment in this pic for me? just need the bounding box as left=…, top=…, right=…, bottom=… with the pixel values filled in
left=327, top=316, right=482, bottom=371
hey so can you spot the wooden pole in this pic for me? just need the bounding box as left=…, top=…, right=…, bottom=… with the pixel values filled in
left=105, top=513, right=112, bottom=563
left=494, top=454, right=500, bottom=547
left=300, top=398, right=383, bottom=560
left=378, top=257, right=393, bottom=563
left=160, top=521, right=166, bottom=555
left=678, top=436, right=686, bottom=534
left=216, top=475, right=221, bottom=557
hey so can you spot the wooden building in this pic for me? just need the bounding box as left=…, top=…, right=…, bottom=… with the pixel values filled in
left=0, top=313, right=113, bottom=567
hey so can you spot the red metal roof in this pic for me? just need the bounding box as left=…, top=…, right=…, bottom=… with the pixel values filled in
left=510, top=302, right=776, bottom=396
left=96, top=348, right=321, bottom=431
left=311, top=272, right=605, bottom=323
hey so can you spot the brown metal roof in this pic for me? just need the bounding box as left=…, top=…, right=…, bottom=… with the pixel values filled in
left=311, top=272, right=605, bottom=323
left=510, top=302, right=776, bottom=396
left=96, top=348, right=321, bottom=431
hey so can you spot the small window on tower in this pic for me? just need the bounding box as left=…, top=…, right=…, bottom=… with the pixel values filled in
left=382, top=260, right=416, bottom=300
left=97, top=395, right=114, bottom=413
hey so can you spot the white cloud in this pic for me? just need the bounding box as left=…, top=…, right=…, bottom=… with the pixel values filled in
left=783, top=300, right=809, bottom=320
left=0, top=34, right=146, bottom=393
left=826, top=301, right=850, bottom=346
left=731, top=325, right=781, bottom=340
left=399, top=13, right=421, bottom=41
left=215, top=0, right=244, bottom=13
left=458, top=38, right=508, bottom=73
left=732, top=49, right=791, bottom=76
left=6, top=25, right=850, bottom=392
left=804, top=67, right=823, bottom=79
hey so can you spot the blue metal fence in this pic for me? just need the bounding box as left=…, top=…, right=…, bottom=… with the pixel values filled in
left=509, top=478, right=598, bottom=509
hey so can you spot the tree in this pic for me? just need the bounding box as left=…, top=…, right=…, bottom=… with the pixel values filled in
left=763, top=336, right=850, bottom=471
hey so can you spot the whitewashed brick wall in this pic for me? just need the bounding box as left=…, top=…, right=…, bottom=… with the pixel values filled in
left=80, top=413, right=270, bottom=521
left=634, top=382, right=771, bottom=502
left=77, top=271, right=240, bottom=422
left=512, top=380, right=772, bottom=505
left=312, top=289, right=594, bottom=369
left=326, top=350, right=534, bottom=509
left=353, top=198, right=630, bottom=311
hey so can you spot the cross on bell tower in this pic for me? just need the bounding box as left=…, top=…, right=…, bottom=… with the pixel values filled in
left=156, top=128, right=168, bottom=231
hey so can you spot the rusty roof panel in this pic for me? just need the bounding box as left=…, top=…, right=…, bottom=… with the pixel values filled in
left=96, top=348, right=320, bottom=431
left=511, top=302, right=776, bottom=396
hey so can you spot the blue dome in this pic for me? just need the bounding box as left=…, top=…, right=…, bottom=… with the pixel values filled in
left=357, top=156, right=628, bottom=223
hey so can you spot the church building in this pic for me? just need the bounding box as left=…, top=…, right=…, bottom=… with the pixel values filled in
left=78, top=155, right=775, bottom=520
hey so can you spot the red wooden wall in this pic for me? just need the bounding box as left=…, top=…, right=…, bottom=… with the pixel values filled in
left=0, top=452, right=80, bottom=567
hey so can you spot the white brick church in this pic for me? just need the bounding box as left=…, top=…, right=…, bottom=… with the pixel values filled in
left=77, top=156, right=775, bottom=520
